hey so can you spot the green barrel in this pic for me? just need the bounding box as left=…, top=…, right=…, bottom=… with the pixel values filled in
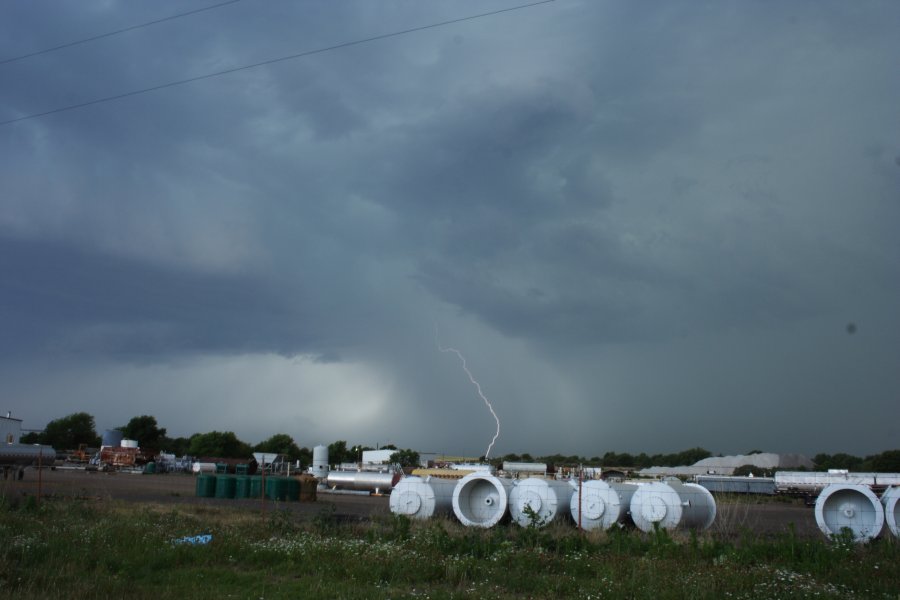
left=143, top=462, right=156, bottom=474
left=234, top=476, right=250, bottom=499
left=285, top=477, right=300, bottom=502
left=249, top=476, right=263, bottom=499
left=265, top=476, right=288, bottom=501
left=215, top=463, right=228, bottom=474
left=196, top=474, right=216, bottom=498
left=235, top=464, right=248, bottom=475
left=215, top=475, right=236, bottom=499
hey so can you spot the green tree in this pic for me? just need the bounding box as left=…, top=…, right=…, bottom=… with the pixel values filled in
left=389, top=448, right=421, bottom=468
left=188, top=431, right=251, bottom=458
left=328, top=440, right=351, bottom=464
left=118, top=415, right=166, bottom=452
left=159, top=436, right=191, bottom=456
left=19, top=432, right=41, bottom=444
left=41, top=412, right=100, bottom=450
left=870, top=450, right=900, bottom=473
left=254, top=433, right=302, bottom=461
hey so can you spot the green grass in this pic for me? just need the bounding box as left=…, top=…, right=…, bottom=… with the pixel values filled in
left=0, top=496, right=897, bottom=599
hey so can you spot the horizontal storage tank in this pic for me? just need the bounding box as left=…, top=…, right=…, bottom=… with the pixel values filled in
left=120, top=439, right=139, bottom=449
left=882, top=487, right=900, bottom=538
left=452, top=472, right=514, bottom=528
left=815, top=484, right=883, bottom=542
left=326, top=470, right=399, bottom=494
left=502, top=462, right=548, bottom=474
left=630, top=480, right=716, bottom=532
left=509, top=477, right=574, bottom=528
left=192, top=462, right=216, bottom=474
left=0, top=444, right=57, bottom=465
left=390, top=476, right=457, bottom=519
left=570, top=480, right=638, bottom=531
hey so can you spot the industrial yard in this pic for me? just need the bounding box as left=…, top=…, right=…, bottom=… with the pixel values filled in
left=2, top=468, right=898, bottom=600
left=0, top=467, right=822, bottom=535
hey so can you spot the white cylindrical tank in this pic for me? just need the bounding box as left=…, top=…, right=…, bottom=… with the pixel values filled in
left=570, top=480, right=638, bottom=531
left=452, top=472, right=514, bottom=528
left=310, top=444, right=329, bottom=479
left=508, top=477, right=574, bottom=528
left=192, top=462, right=216, bottom=473
left=502, top=462, right=548, bottom=474
left=881, top=487, right=900, bottom=538
left=120, top=439, right=138, bottom=449
left=390, top=476, right=457, bottom=520
left=815, top=484, right=884, bottom=542
left=630, top=480, right=716, bottom=532
left=327, top=471, right=399, bottom=494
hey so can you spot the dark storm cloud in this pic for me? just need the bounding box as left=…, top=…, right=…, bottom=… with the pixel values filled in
left=1, top=1, right=899, bottom=456
left=0, top=234, right=335, bottom=360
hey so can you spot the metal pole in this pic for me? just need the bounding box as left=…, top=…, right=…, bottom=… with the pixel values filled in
left=37, top=446, right=43, bottom=506
left=260, top=459, right=266, bottom=516
left=577, top=467, right=583, bottom=532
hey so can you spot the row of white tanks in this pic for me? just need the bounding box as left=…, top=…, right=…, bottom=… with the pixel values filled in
left=390, top=472, right=717, bottom=533
left=814, top=484, right=900, bottom=542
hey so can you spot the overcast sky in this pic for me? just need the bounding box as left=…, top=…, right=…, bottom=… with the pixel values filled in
left=2, top=1, right=898, bottom=459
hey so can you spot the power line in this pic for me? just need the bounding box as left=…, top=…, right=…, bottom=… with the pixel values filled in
left=1, top=0, right=556, bottom=127
left=0, top=0, right=244, bottom=66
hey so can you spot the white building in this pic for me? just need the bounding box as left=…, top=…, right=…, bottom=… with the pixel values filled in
left=1, top=413, right=23, bottom=444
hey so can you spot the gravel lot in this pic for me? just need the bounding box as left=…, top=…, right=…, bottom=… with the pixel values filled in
left=1, top=467, right=822, bottom=538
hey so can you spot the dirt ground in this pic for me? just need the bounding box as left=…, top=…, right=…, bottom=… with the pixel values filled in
left=1, top=467, right=823, bottom=538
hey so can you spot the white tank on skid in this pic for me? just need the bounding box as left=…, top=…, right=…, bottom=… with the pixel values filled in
left=508, top=477, right=574, bottom=528
left=390, top=476, right=457, bottom=519
left=814, top=484, right=883, bottom=542
left=881, top=487, right=900, bottom=538
left=452, top=472, right=514, bottom=528
left=630, top=479, right=716, bottom=532
left=570, top=480, right=638, bottom=531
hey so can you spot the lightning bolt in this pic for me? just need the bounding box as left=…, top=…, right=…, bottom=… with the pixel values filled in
left=436, top=327, right=501, bottom=459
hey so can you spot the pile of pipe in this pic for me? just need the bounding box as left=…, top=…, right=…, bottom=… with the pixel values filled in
left=815, top=483, right=900, bottom=542
left=390, top=473, right=717, bottom=532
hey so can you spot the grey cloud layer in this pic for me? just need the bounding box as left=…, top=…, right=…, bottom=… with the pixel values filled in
left=1, top=1, right=898, bottom=455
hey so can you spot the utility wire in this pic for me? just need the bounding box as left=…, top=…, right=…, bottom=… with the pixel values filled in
left=1, top=0, right=244, bottom=66
left=1, top=0, right=555, bottom=126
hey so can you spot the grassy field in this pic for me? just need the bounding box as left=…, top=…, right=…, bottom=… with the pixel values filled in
left=1, top=495, right=897, bottom=599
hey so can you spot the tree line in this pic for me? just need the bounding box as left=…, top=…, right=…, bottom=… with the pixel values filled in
left=19, top=412, right=421, bottom=467
left=19, top=411, right=900, bottom=472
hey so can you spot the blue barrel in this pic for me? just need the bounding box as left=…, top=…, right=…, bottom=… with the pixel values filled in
left=196, top=474, right=216, bottom=498
left=215, top=475, right=236, bottom=499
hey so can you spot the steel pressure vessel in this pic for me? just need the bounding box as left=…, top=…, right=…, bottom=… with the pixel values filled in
left=630, top=480, right=716, bottom=532
left=390, top=476, right=457, bottom=519
left=881, top=487, right=900, bottom=538
left=508, top=477, right=574, bottom=528
left=815, top=484, right=884, bottom=542
left=570, top=480, right=638, bottom=531
left=452, top=472, right=514, bottom=528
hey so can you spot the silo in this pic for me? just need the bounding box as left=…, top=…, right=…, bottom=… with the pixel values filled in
left=102, top=429, right=124, bottom=448
left=630, top=480, right=716, bottom=532
left=815, top=484, right=884, bottom=542
left=390, top=476, right=457, bottom=519
left=570, top=480, right=638, bottom=531
left=881, top=487, right=900, bottom=538
left=508, top=478, right=574, bottom=528
left=452, top=472, right=514, bottom=528
left=310, top=445, right=329, bottom=479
